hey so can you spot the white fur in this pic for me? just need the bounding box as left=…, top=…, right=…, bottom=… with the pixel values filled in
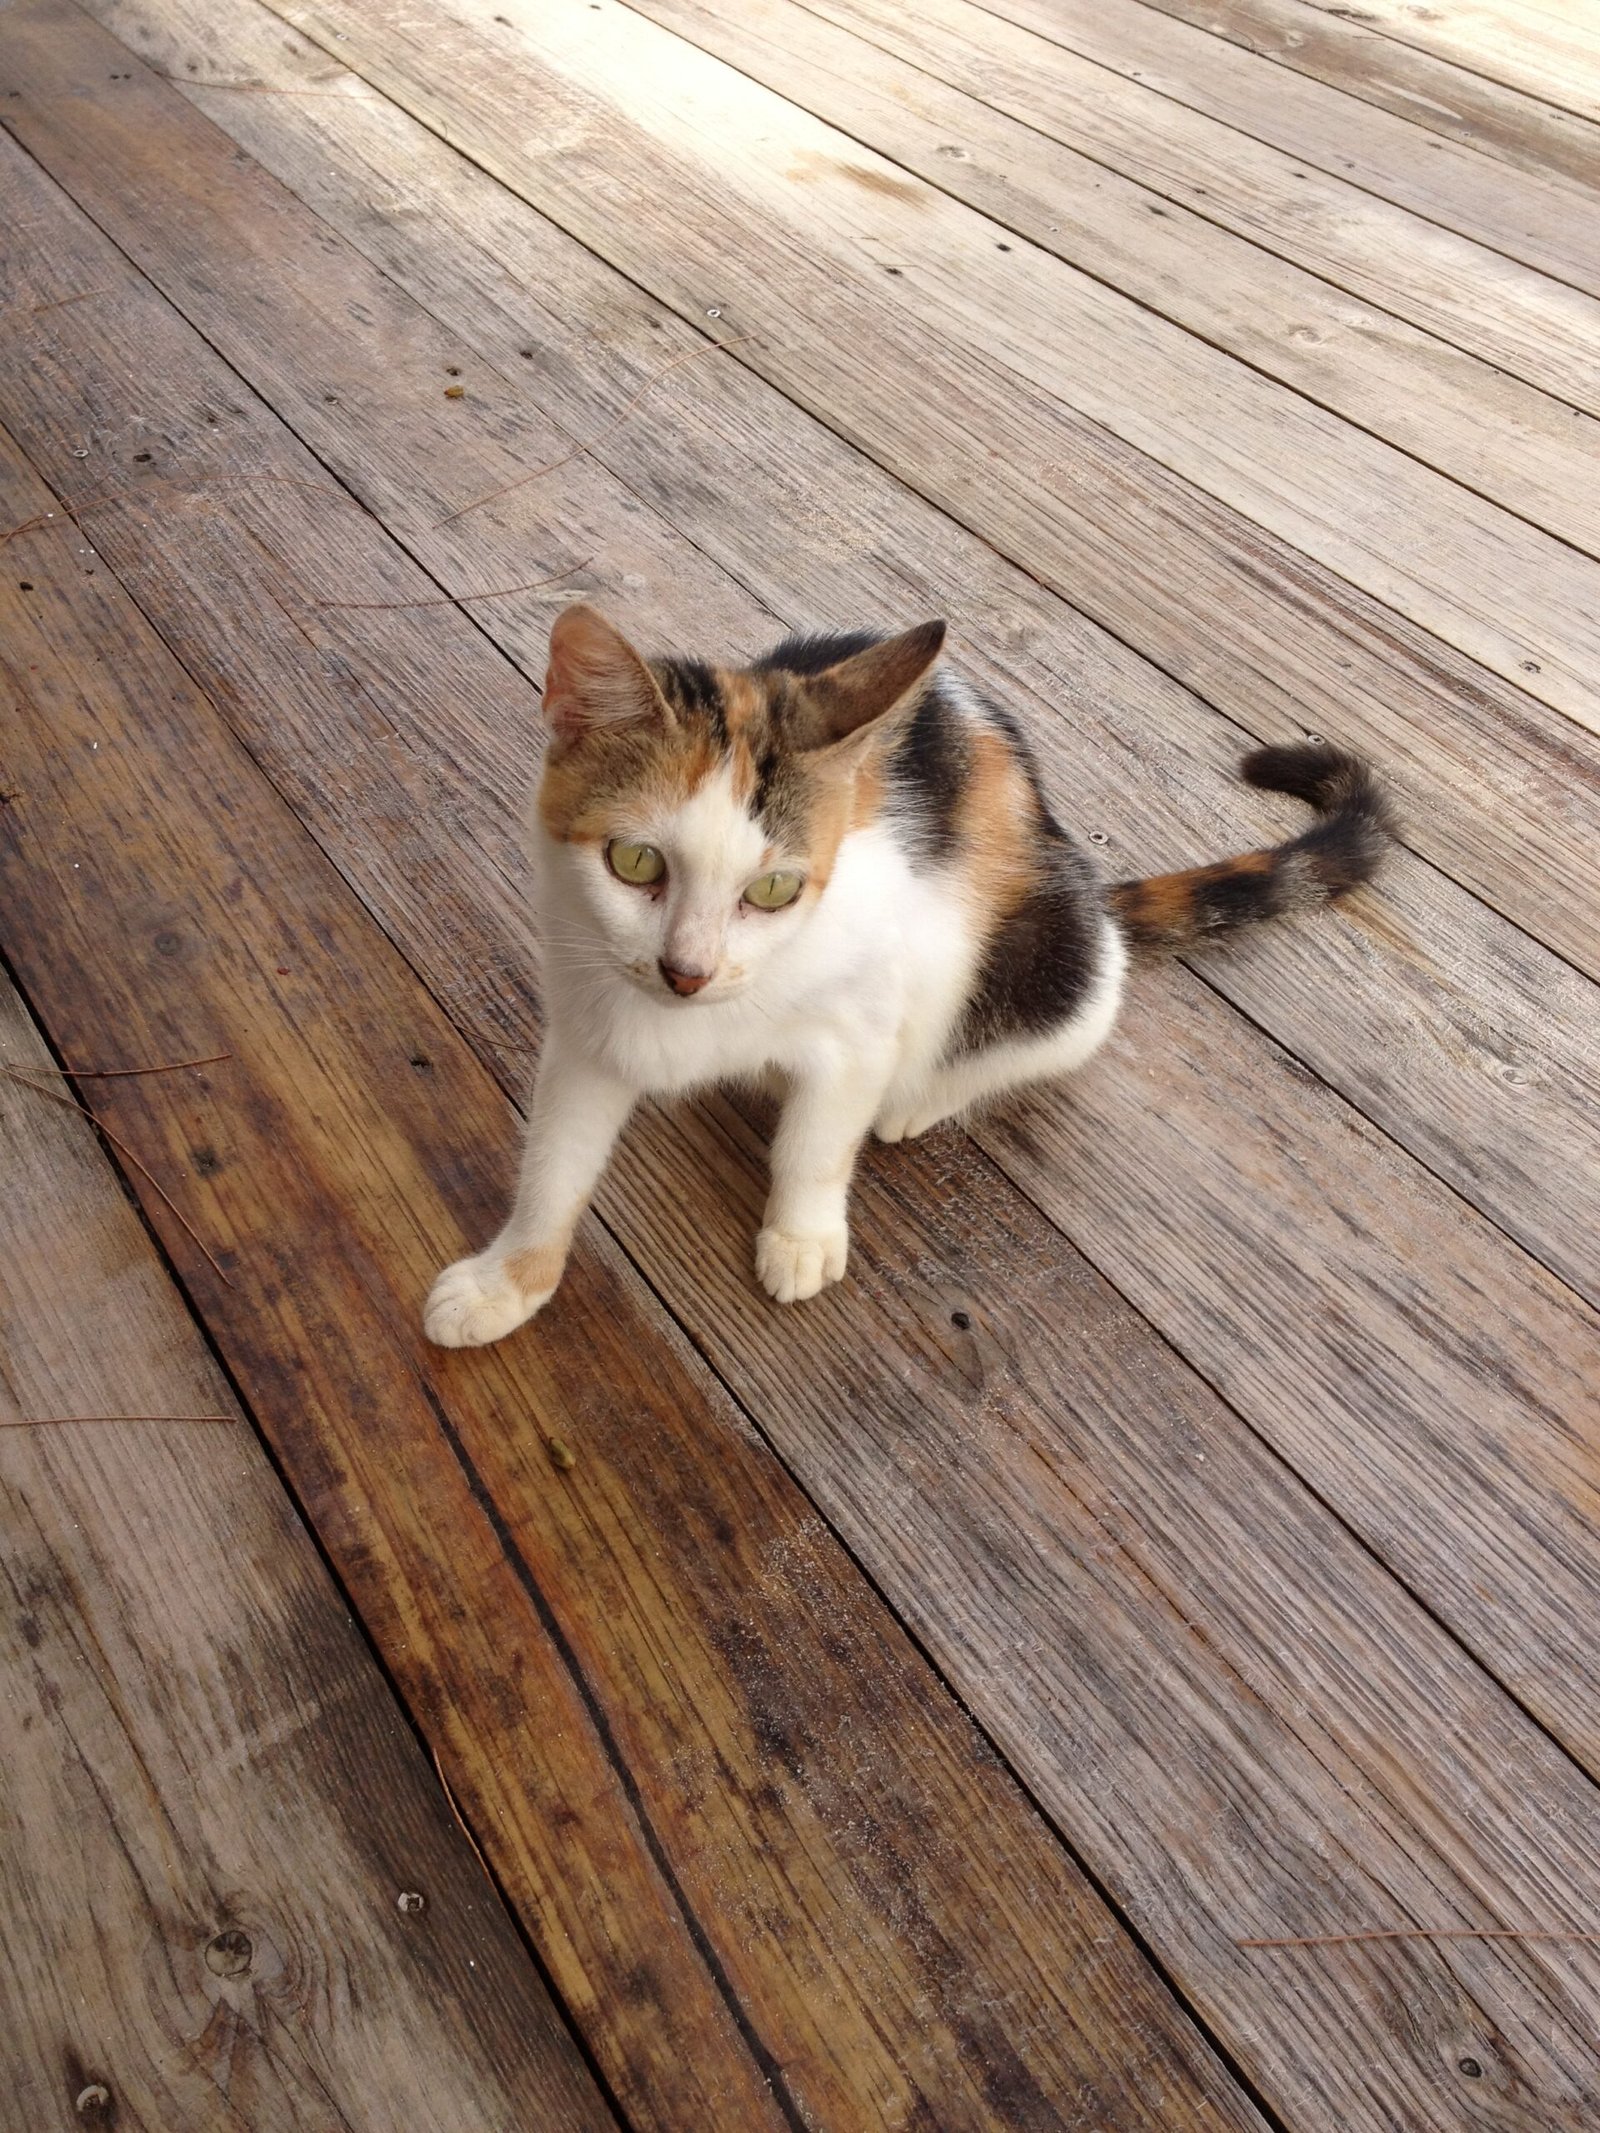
left=425, top=751, right=1124, bottom=1346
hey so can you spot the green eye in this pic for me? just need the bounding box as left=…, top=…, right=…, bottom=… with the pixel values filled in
left=606, top=840, right=666, bottom=886
left=743, top=869, right=803, bottom=910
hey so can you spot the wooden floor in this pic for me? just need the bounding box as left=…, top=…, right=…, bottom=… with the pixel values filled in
left=2, top=0, right=1598, bottom=2124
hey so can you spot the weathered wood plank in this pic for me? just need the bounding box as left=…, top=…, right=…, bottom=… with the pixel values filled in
left=976, top=0, right=1600, bottom=287
left=5, top=0, right=1598, bottom=1711
left=0, top=416, right=1265, bottom=2129
left=1292, top=0, right=1600, bottom=118
left=8, top=390, right=1600, bottom=2133
left=38, top=0, right=1600, bottom=1318
left=317, top=0, right=1600, bottom=733
left=1136, top=0, right=1600, bottom=188
left=706, top=0, right=1600, bottom=499
left=0, top=983, right=617, bottom=2132
left=6, top=37, right=1600, bottom=2133
left=553, top=0, right=1600, bottom=561
left=232, top=0, right=1600, bottom=962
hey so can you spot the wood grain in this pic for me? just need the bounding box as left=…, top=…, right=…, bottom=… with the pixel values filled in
left=0, top=418, right=1264, bottom=2129
left=1291, top=0, right=1600, bottom=118
left=354, top=0, right=1600, bottom=734
left=3, top=0, right=1597, bottom=1682
left=0, top=982, right=617, bottom=2133
left=689, top=0, right=1600, bottom=550
left=974, top=0, right=1600, bottom=287
left=5, top=356, right=1598, bottom=2133
left=34, top=0, right=1600, bottom=1317
left=1135, top=0, right=1600, bottom=187
left=6, top=25, right=1600, bottom=2128
left=227, top=0, right=1600, bottom=980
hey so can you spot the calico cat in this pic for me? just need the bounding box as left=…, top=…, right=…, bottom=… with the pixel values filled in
left=425, top=604, right=1392, bottom=1346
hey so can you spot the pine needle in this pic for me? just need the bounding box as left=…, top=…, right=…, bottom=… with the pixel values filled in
left=18, top=1050, right=232, bottom=1080
left=2, top=1066, right=233, bottom=1289
left=0, top=1414, right=234, bottom=1429
left=153, top=68, right=369, bottom=97
left=432, top=1747, right=497, bottom=1887
left=316, top=560, right=590, bottom=614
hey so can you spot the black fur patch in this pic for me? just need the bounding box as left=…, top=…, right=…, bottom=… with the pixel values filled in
left=755, top=628, right=886, bottom=677
left=652, top=655, right=727, bottom=743
left=960, top=829, right=1100, bottom=1048
left=887, top=679, right=971, bottom=861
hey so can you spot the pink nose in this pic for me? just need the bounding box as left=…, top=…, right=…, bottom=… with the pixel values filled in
left=659, top=961, right=711, bottom=997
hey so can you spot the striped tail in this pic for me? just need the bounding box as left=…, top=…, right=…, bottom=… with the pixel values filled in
left=1108, top=742, right=1395, bottom=954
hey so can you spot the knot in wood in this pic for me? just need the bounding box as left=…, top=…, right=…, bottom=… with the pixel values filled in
left=204, top=1928, right=253, bottom=1977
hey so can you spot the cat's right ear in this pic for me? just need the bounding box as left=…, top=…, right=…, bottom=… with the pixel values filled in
left=543, top=604, right=673, bottom=745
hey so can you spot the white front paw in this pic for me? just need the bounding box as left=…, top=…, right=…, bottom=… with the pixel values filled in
left=755, top=1223, right=849, bottom=1304
left=874, top=1103, right=941, bottom=1144
left=424, top=1253, right=549, bottom=1348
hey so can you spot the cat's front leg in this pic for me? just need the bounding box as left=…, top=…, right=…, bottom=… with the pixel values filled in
left=757, top=1044, right=893, bottom=1304
left=425, top=1042, right=636, bottom=1348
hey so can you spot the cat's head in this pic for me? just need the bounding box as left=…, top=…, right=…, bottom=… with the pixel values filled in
left=535, top=604, right=945, bottom=1003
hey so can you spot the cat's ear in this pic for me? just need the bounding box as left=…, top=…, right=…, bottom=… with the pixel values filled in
left=544, top=604, right=673, bottom=745
left=804, top=621, right=946, bottom=753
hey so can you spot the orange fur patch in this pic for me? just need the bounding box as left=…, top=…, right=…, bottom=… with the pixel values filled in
left=505, top=1227, right=575, bottom=1300
left=956, top=728, right=1034, bottom=926
left=539, top=723, right=724, bottom=840
left=1112, top=849, right=1279, bottom=946
left=1114, top=872, right=1202, bottom=941
left=849, top=753, right=887, bottom=834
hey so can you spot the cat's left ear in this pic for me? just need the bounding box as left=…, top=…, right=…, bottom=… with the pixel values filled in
left=543, top=603, right=674, bottom=747
left=804, top=621, right=946, bottom=754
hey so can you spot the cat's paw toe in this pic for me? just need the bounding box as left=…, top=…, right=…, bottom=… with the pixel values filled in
left=424, top=1255, right=545, bottom=1348
left=755, top=1223, right=848, bottom=1304
left=874, top=1105, right=938, bottom=1143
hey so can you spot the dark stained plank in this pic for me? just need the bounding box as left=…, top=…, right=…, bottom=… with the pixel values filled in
left=1136, top=0, right=1600, bottom=188
left=219, top=0, right=1600, bottom=982
left=975, top=0, right=1600, bottom=288
left=0, top=979, right=617, bottom=2133
left=0, top=420, right=1268, bottom=2129
left=5, top=0, right=1600, bottom=1756
left=3, top=35, right=1600, bottom=2133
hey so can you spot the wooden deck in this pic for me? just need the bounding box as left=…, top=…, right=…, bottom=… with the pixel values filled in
left=2, top=0, right=1597, bottom=2124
